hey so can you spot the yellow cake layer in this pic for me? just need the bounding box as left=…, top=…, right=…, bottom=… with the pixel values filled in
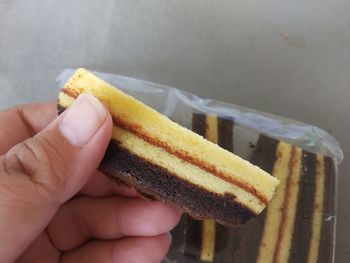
left=257, top=141, right=293, bottom=263
left=58, top=68, right=279, bottom=205
left=200, top=219, right=216, bottom=261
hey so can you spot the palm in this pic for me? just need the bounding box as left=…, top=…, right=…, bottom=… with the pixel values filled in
left=16, top=172, right=178, bottom=263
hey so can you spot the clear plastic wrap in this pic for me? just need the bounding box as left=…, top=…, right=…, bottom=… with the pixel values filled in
left=57, top=69, right=343, bottom=263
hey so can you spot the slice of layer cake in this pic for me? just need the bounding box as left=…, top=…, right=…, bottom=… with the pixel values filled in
left=170, top=117, right=336, bottom=262
left=57, top=68, right=279, bottom=226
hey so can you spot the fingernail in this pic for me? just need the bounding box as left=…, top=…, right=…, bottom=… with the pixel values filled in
left=59, top=93, right=107, bottom=147
left=166, top=232, right=172, bottom=245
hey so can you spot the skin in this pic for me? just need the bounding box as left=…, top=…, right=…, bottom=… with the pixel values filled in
left=0, top=100, right=181, bottom=263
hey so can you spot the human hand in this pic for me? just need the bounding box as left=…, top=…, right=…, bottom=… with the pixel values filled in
left=0, top=94, right=181, bottom=263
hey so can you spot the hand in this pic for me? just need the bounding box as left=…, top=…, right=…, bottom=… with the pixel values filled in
left=0, top=94, right=181, bottom=263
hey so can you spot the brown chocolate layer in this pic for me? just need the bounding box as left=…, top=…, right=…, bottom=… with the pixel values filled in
left=170, top=215, right=186, bottom=251
left=184, top=217, right=204, bottom=261
left=318, top=156, right=336, bottom=263
left=218, top=117, right=234, bottom=152
left=289, top=151, right=317, bottom=263
left=192, top=113, right=206, bottom=136
left=100, top=141, right=255, bottom=226
left=211, top=224, right=235, bottom=263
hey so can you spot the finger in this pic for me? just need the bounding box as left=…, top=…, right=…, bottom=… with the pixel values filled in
left=61, top=234, right=172, bottom=263
left=0, top=94, right=112, bottom=262
left=0, top=102, right=137, bottom=198
left=15, top=232, right=60, bottom=263
left=47, top=196, right=181, bottom=251
left=81, top=170, right=138, bottom=197
left=0, top=102, right=56, bottom=154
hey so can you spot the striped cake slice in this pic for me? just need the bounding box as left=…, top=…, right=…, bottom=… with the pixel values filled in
left=170, top=117, right=336, bottom=263
left=238, top=135, right=336, bottom=263
left=57, top=68, right=279, bottom=226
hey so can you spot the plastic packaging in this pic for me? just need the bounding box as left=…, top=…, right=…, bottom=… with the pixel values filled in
left=57, top=69, right=343, bottom=263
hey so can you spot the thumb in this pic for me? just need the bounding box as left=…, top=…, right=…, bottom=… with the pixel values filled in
left=0, top=94, right=112, bottom=262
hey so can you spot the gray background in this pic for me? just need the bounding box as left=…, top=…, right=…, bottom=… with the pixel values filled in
left=0, top=0, right=349, bottom=261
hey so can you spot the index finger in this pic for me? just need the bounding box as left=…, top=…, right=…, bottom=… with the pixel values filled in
left=0, top=102, right=57, bottom=154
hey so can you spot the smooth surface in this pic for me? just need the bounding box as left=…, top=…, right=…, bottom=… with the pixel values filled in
left=0, top=1, right=349, bottom=261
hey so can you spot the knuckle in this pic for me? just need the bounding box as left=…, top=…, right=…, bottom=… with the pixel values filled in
left=2, top=135, right=68, bottom=198
left=3, top=141, right=39, bottom=177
